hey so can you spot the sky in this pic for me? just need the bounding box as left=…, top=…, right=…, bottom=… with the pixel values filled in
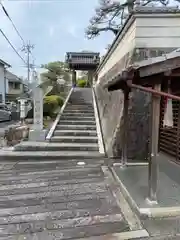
left=0, top=0, right=114, bottom=79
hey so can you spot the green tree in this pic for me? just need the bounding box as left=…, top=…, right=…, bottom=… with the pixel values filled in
left=41, top=61, right=71, bottom=94
left=85, top=0, right=176, bottom=39
left=41, top=61, right=70, bottom=83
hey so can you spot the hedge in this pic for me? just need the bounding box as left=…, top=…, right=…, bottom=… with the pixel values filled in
left=77, top=79, right=87, bottom=88
left=43, top=95, right=64, bottom=118
left=26, top=95, right=64, bottom=119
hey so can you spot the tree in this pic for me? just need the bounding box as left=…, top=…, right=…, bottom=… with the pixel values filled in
left=41, top=61, right=70, bottom=83
left=85, top=0, right=176, bottom=39
left=41, top=61, right=71, bottom=94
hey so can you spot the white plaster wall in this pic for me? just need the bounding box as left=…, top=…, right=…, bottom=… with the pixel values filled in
left=97, top=13, right=180, bottom=82
left=98, top=19, right=136, bottom=80
left=135, top=14, right=180, bottom=48
left=0, top=65, right=5, bottom=103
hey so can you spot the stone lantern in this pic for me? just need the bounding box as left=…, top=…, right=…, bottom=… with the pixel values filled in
left=17, top=96, right=30, bottom=124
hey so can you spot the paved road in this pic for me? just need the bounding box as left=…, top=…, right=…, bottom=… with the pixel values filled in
left=0, top=120, right=18, bottom=129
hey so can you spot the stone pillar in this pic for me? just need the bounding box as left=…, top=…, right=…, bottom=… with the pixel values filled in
left=33, top=87, right=44, bottom=131
left=29, top=72, right=46, bottom=141
left=72, top=70, right=76, bottom=87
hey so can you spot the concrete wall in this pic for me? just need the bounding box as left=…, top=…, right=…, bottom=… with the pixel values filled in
left=95, top=8, right=180, bottom=161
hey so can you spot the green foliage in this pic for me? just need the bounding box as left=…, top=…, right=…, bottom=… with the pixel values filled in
left=40, top=61, right=71, bottom=94
left=77, top=79, right=87, bottom=88
left=43, top=95, right=64, bottom=118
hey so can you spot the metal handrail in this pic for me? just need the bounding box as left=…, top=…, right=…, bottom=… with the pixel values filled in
left=92, top=86, right=107, bottom=157
left=46, top=87, right=73, bottom=141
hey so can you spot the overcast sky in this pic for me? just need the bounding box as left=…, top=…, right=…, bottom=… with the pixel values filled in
left=0, top=0, right=114, bottom=78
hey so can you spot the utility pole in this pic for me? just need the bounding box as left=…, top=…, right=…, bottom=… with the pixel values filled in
left=21, top=41, right=34, bottom=84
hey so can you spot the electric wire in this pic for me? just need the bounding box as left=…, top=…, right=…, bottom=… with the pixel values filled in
left=0, top=28, right=27, bottom=65
left=0, top=1, right=25, bottom=44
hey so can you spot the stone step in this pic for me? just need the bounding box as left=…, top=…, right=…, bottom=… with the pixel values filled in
left=51, top=136, right=98, bottom=143
left=0, top=192, right=109, bottom=209
left=66, top=103, right=93, bottom=106
left=54, top=130, right=97, bottom=137
left=63, top=112, right=95, bottom=117
left=0, top=150, right=103, bottom=161
left=60, top=116, right=95, bottom=121
left=0, top=165, right=104, bottom=182
left=56, top=124, right=96, bottom=131
left=0, top=181, right=108, bottom=199
left=58, top=120, right=96, bottom=125
left=0, top=214, right=125, bottom=237
left=66, top=105, right=94, bottom=110
left=63, top=110, right=94, bottom=114
left=0, top=182, right=108, bottom=203
left=0, top=196, right=112, bottom=216
left=0, top=162, right=104, bottom=176
left=15, top=142, right=99, bottom=152
left=68, top=101, right=90, bottom=105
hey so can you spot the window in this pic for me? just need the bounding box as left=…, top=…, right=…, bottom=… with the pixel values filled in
left=14, top=83, right=20, bottom=89
left=9, top=82, right=20, bottom=90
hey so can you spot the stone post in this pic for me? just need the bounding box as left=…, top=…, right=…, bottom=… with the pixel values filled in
left=29, top=71, right=46, bottom=141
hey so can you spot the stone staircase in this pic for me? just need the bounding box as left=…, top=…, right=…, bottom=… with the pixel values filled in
left=51, top=88, right=100, bottom=152
left=7, top=88, right=103, bottom=162
left=0, top=88, right=146, bottom=239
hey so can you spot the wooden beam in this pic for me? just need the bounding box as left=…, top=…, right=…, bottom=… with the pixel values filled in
left=139, top=57, right=180, bottom=78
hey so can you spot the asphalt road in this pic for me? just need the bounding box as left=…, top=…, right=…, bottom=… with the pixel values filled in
left=0, top=120, right=18, bottom=129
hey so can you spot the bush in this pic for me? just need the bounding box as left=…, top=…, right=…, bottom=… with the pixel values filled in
left=43, top=95, right=64, bottom=118
left=77, top=79, right=87, bottom=88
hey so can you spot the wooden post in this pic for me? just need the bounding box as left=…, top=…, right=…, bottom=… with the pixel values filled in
left=72, top=70, right=76, bottom=87
left=88, top=70, right=93, bottom=87
left=121, top=90, right=129, bottom=167
left=147, top=83, right=161, bottom=204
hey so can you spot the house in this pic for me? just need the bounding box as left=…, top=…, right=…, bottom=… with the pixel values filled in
left=0, top=59, right=11, bottom=103
left=5, top=71, right=29, bottom=102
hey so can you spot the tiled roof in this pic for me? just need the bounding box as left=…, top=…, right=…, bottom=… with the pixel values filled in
left=105, top=48, right=180, bottom=91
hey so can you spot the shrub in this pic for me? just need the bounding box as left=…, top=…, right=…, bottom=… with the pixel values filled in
left=43, top=95, right=64, bottom=118
left=25, top=95, right=64, bottom=119
left=77, top=79, right=87, bottom=88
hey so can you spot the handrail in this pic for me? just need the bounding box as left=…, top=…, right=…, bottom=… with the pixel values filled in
left=46, top=87, right=73, bottom=141
left=92, top=86, right=107, bottom=156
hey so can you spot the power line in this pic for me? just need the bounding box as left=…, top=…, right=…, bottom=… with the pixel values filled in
left=0, top=28, right=27, bottom=65
left=0, top=1, right=25, bottom=44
